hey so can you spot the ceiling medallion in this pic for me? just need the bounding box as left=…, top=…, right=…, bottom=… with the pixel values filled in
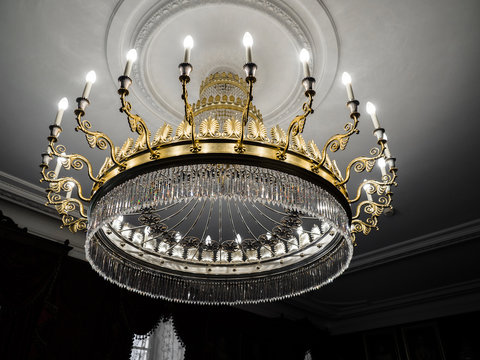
left=40, top=33, right=397, bottom=304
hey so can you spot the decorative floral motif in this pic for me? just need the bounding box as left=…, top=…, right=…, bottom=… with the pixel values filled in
left=247, top=118, right=268, bottom=141
left=199, top=116, right=220, bottom=137
left=152, top=123, right=173, bottom=146
left=271, top=125, right=287, bottom=146
left=223, top=118, right=242, bottom=138
left=175, top=120, right=192, bottom=140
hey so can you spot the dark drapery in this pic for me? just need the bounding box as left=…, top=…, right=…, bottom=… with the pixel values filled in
left=0, top=211, right=322, bottom=360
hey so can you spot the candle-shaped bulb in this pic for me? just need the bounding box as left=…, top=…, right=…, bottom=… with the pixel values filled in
left=243, top=32, right=253, bottom=47
left=366, top=101, right=381, bottom=129
left=54, top=97, right=69, bottom=126
left=235, top=233, right=242, bottom=244
left=205, top=235, right=212, bottom=246
left=82, top=70, right=96, bottom=99
left=341, top=72, right=352, bottom=85
left=183, top=35, right=193, bottom=63
left=126, top=49, right=137, bottom=62
left=183, top=35, right=194, bottom=50
left=366, top=101, right=376, bottom=115
left=124, top=49, right=137, bottom=77
left=243, top=32, right=253, bottom=63
left=341, top=72, right=354, bottom=101
left=299, top=48, right=311, bottom=78
left=299, top=48, right=310, bottom=63
left=58, top=97, right=68, bottom=111
left=86, top=70, right=96, bottom=84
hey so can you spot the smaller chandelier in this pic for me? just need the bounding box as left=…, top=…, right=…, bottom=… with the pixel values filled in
left=40, top=33, right=397, bottom=304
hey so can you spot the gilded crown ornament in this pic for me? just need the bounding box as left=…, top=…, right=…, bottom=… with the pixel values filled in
left=40, top=33, right=397, bottom=304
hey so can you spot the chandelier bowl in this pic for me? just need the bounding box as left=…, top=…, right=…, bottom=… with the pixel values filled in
left=86, top=142, right=353, bottom=304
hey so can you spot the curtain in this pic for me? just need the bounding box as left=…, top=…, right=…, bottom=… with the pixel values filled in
left=147, top=318, right=185, bottom=360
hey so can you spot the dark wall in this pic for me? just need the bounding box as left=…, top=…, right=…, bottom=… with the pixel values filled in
left=1, top=212, right=478, bottom=360
left=0, top=212, right=320, bottom=360
left=320, top=312, right=480, bottom=360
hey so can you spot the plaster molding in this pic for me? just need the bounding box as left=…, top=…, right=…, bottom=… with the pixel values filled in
left=349, top=219, right=480, bottom=273
left=105, top=0, right=339, bottom=127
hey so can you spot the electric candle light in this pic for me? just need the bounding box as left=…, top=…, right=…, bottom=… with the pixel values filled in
left=183, top=35, right=193, bottom=63
left=243, top=32, right=253, bottom=63
left=124, top=49, right=137, bottom=77
left=82, top=70, right=96, bottom=99
left=366, top=101, right=381, bottom=129
left=341, top=72, right=354, bottom=101
left=205, top=235, right=212, bottom=246
left=299, top=48, right=311, bottom=78
left=54, top=97, right=68, bottom=126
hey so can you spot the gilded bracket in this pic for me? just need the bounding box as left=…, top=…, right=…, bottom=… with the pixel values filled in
left=74, top=98, right=126, bottom=170
left=40, top=166, right=92, bottom=202
left=46, top=142, right=103, bottom=187
left=334, top=140, right=386, bottom=187
left=312, top=101, right=360, bottom=173
left=181, top=78, right=201, bottom=153
left=276, top=91, right=314, bottom=160
left=118, top=81, right=160, bottom=159
left=235, top=79, right=254, bottom=153
left=44, top=189, right=88, bottom=232
left=350, top=167, right=398, bottom=242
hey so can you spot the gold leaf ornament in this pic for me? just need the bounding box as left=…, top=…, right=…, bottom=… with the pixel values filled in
left=175, top=120, right=192, bottom=140
left=199, top=116, right=220, bottom=137
left=223, top=118, right=242, bottom=138
left=271, top=125, right=287, bottom=145
left=291, top=134, right=307, bottom=154
left=152, top=123, right=173, bottom=146
left=247, top=119, right=268, bottom=141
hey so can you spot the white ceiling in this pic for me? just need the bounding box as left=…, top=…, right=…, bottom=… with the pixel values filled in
left=1, top=0, right=480, bottom=331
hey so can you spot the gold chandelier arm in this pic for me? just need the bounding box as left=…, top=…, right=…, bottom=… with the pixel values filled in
left=46, top=191, right=88, bottom=218
left=334, top=140, right=385, bottom=187
left=46, top=142, right=104, bottom=187
left=119, top=91, right=160, bottom=159
left=61, top=215, right=88, bottom=232
left=276, top=92, right=314, bottom=160
left=181, top=78, right=200, bottom=153
left=350, top=167, right=397, bottom=240
left=348, top=168, right=397, bottom=204
left=312, top=108, right=360, bottom=173
left=235, top=79, right=254, bottom=153
left=74, top=103, right=126, bottom=170
left=40, top=167, right=92, bottom=202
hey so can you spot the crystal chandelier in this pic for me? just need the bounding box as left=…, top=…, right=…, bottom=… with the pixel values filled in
left=40, top=33, right=397, bottom=304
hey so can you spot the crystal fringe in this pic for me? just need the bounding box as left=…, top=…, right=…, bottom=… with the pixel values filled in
left=86, top=232, right=353, bottom=305
left=88, top=163, right=350, bottom=239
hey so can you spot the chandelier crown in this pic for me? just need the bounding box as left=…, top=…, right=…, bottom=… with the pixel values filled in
left=40, top=35, right=397, bottom=305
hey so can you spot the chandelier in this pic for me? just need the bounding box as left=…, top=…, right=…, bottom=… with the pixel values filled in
left=40, top=33, right=397, bottom=304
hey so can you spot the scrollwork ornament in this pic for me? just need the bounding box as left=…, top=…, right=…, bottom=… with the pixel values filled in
left=75, top=112, right=126, bottom=169
left=312, top=116, right=360, bottom=172
left=335, top=142, right=385, bottom=187
left=119, top=93, right=160, bottom=159
left=276, top=92, right=313, bottom=160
